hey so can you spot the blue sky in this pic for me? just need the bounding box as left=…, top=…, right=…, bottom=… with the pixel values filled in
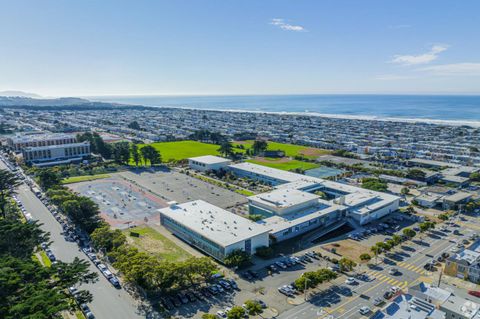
left=0, top=0, right=479, bottom=96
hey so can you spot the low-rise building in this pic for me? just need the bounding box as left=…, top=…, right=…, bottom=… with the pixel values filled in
left=445, top=239, right=480, bottom=283
left=7, top=133, right=77, bottom=152
left=22, top=142, right=91, bottom=167
left=188, top=155, right=231, bottom=172
left=159, top=200, right=270, bottom=262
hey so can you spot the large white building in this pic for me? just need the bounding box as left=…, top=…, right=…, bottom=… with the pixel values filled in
left=230, top=162, right=400, bottom=225
left=188, top=155, right=231, bottom=172
left=159, top=200, right=270, bottom=262
left=22, top=142, right=91, bottom=166
left=7, top=133, right=77, bottom=152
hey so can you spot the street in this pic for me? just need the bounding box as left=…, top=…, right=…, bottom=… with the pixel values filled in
left=278, top=223, right=473, bottom=319
left=0, top=159, right=146, bottom=319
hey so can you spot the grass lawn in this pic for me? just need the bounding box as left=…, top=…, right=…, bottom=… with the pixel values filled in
left=136, top=140, right=236, bottom=162
left=234, top=140, right=331, bottom=159
left=247, top=159, right=319, bottom=171
left=39, top=251, right=52, bottom=267
left=125, top=225, right=191, bottom=262
left=61, top=174, right=111, bottom=184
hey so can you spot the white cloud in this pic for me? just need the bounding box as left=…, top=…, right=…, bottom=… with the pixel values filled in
left=270, top=18, right=306, bottom=32
left=419, top=63, right=480, bottom=76
left=391, top=45, right=448, bottom=65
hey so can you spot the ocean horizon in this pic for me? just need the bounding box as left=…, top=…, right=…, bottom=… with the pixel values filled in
left=90, top=94, right=480, bottom=125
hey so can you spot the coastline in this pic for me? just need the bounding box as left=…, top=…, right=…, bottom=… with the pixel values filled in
left=89, top=94, right=480, bottom=128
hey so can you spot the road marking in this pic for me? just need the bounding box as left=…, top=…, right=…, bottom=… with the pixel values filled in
left=365, top=270, right=408, bottom=289
left=321, top=281, right=385, bottom=317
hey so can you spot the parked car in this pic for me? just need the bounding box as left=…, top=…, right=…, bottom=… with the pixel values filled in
left=359, top=306, right=371, bottom=315
left=345, top=277, right=356, bottom=285
left=275, top=261, right=287, bottom=269
left=102, top=270, right=113, bottom=279
left=469, top=291, right=480, bottom=298
left=373, top=297, right=384, bottom=306
left=388, top=268, right=398, bottom=275
left=383, top=291, right=393, bottom=299
left=109, top=276, right=121, bottom=288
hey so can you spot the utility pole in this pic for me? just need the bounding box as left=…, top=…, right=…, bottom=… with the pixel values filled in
left=437, top=268, right=443, bottom=288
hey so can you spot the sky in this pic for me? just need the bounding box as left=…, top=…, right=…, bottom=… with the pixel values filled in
left=0, top=0, right=479, bottom=97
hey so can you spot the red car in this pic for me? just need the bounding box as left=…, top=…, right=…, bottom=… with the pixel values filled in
left=468, top=291, right=480, bottom=298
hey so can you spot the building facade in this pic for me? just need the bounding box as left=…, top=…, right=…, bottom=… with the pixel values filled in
left=23, top=142, right=91, bottom=166
left=7, top=133, right=77, bottom=152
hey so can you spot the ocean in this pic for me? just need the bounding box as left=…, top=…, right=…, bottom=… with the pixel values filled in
left=90, top=94, right=480, bottom=124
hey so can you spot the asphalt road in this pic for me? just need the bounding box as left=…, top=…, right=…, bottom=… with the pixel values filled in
left=278, top=223, right=473, bottom=319
left=0, top=159, right=146, bottom=319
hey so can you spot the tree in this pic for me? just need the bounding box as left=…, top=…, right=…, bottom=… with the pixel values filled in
left=128, top=121, right=141, bottom=130
left=0, top=219, right=50, bottom=259
left=130, top=143, right=141, bottom=166
left=338, top=257, right=357, bottom=272
left=0, top=169, right=21, bottom=218
left=392, top=234, right=402, bottom=245
left=218, top=141, right=234, bottom=158
left=227, top=306, right=246, bottom=319
left=90, top=225, right=126, bottom=252
left=36, top=168, right=61, bottom=190
left=406, top=169, right=426, bottom=181
left=401, top=187, right=410, bottom=195
left=140, top=145, right=161, bottom=166
left=202, top=314, right=217, bottom=319
left=244, top=300, right=263, bottom=315
left=403, top=228, right=416, bottom=238
left=252, top=140, right=268, bottom=155
left=77, top=132, right=112, bottom=159
left=359, top=253, right=371, bottom=261
left=370, top=244, right=382, bottom=264
left=361, top=178, right=388, bottom=192
left=112, top=141, right=130, bottom=165
left=223, top=249, right=251, bottom=268
left=470, top=172, right=480, bottom=182
left=61, top=197, right=102, bottom=233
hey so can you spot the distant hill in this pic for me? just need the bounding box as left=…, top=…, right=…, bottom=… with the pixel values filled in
left=0, top=96, right=92, bottom=107
left=0, top=95, right=150, bottom=111
left=0, top=90, right=43, bottom=98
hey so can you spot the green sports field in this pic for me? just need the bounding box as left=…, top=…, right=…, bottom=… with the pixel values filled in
left=137, top=140, right=228, bottom=162
left=233, top=140, right=331, bottom=159
left=247, top=159, right=319, bottom=171
left=61, top=174, right=111, bottom=184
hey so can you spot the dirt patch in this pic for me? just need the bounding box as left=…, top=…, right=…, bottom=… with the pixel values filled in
left=321, top=239, right=370, bottom=263
left=299, top=148, right=330, bottom=157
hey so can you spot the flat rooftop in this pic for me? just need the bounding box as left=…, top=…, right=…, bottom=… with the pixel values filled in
left=261, top=200, right=344, bottom=233
left=189, top=155, right=231, bottom=165
left=229, top=162, right=303, bottom=183
left=159, top=200, right=270, bottom=247
left=248, top=188, right=319, bottom=209
left=409, top=158, right=459, bottom=168
left=444, top=191, right=472, bottom=203
left=24, top=141, right=90, bottom=151
left=10, top=133, right=76, bottom=143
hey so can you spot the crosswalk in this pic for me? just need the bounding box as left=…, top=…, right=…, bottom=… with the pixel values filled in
left=396, top=261, right=428, bottom=275
left=364, top=270, right=409, bottom=289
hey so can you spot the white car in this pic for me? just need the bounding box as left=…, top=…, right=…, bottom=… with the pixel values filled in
left=216, top=310, right=226, bottom=318
left=388, top=268, right=398, bottom=275
left=359, top=306, right=371, bottom=315
left=97, top=264, right=107, bottom=272
left=390, top=286, right=400, bottom=294
left=102, top=270, right=113, bottom=279
left=345, top=277, right=356, bottom=285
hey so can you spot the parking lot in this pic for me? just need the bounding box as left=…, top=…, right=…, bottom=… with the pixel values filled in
left=118, top=168, right=248, bottom=209
left=68, top=176, right=167, bottom=229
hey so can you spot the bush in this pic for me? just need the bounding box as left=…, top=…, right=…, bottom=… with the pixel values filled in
left=359, top=253, right=371, bottom=261
left=255, top=246, right=274, bottom=258
left=224, top=249, right=251, bottom=268
left=294, top=269, right=337, bottom=292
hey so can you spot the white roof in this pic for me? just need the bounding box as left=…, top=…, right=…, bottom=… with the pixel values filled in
left=189, top=155, right=231, bottom=165
left=159, top=200, right=270, bottom=247
left=262, top=200, right=344, bottom=233
left=249, top=188, right=319, bottom=209
left=229, top=162, right=302, bottom=183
